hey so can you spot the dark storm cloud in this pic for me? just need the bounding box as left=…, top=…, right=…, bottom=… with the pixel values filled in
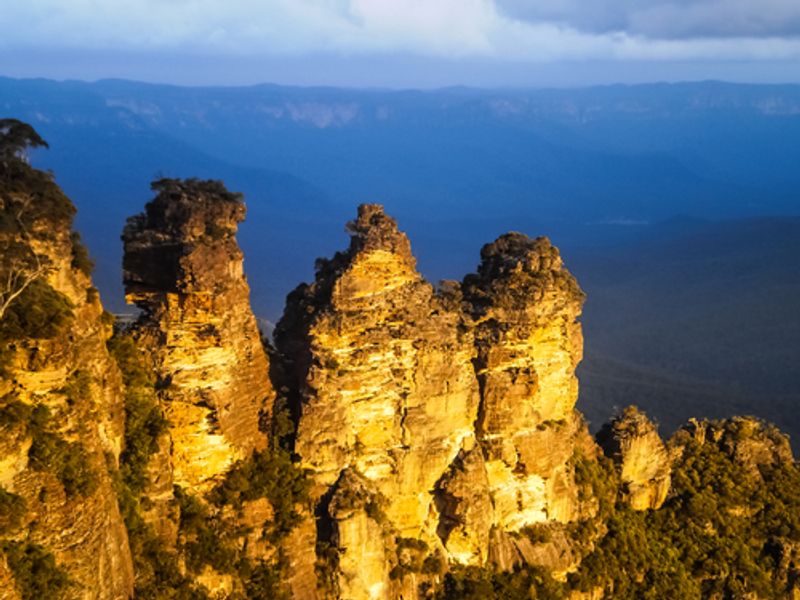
left=496, top=0, right=800, bottom=39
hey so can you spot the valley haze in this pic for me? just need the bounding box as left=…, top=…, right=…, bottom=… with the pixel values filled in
left=2, top=76, right=798, bottom=443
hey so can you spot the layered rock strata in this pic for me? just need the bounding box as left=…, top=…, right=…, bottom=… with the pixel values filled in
left=462, top=234, right=593, bottom=540
left=122, top=179, right=274, bottom=492
left=0, top=169, right=134, bottom=598
left=277, top=204, right=481, bottom=598
left=277, top=206, right=598, bottom=597
left=597, top=406, right=671, bottom=510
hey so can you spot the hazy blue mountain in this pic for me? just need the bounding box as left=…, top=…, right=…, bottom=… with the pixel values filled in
left=4, top=76, right=800, bottom=314
left=2, top=76, right=798, bottom=438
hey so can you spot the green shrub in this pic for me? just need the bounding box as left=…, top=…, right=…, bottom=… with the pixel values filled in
left=108, top=334, right=167, bottom=495
left=209, top=446, right=310, bottom=542
left=241, top=560, right=290, bottom=600
left=436, top=565, right=565, bottom=600
left=0, top=486, right=26, bottom=534
left=422, top=555, right=444, bottom=575
left=0, top=121, right=73, bottom=226
left=62, top=369, right=91, bottom=406
left=569, top=505, right=700, bottom=599
left=69, top=231, right=94, bottom=276
left=520, top=523, right=552, bottom=544
left=27, top=404, right=97, bottom=497
left=175, top=487, right=238, bottom=575
left=0, top=279, right=73, bottom=342
left=0, top=393, right=32, bottom=429
left=1, top=541, right=70, bottom=600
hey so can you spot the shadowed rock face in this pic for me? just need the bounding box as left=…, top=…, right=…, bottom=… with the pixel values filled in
left=123, top=179, right=274, bottom=492
left=597, top=406, right=671, bottom=510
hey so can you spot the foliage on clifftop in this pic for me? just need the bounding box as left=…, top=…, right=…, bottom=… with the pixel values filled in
left=0, top=120, right=88, bottom=370
left=439, top=417, right=800, bottom=599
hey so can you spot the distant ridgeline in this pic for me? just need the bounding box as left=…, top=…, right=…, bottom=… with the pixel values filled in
left=3, top=121, right=800, bottom=600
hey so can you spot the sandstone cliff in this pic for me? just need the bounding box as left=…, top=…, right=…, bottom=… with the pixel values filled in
left=462, top=233, right=597, bottom=573
left=0, top=142, right=134, bottom=599
left=122, top=178, right=274, bottom=493
left=5, top=120, right=800, bottom=600
left=277, top=204, right=481, bottom=598
left=276, top=206, right=600, bottom=598
left=119, top=178, right=283, bottom=596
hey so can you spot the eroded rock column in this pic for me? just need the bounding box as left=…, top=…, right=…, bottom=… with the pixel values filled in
left=597, top=406, right=671, bottom=510
left=276, top=204, right=481, bottom=597
left=462, top=234, right=590, bottom=535
left=123, top=179, right=274, bottom=492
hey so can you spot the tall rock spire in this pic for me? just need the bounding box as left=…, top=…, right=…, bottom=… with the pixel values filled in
left=277, top=204, right=481, bottom=599
left=461, top=233, right=595, bottom=569
left=122, top=178, right=274, bottom=492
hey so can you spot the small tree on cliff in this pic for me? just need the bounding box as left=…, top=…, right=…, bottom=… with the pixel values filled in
left=1, top=119, right=48, bottom=167
left=0, top=120, right=54, bottom=321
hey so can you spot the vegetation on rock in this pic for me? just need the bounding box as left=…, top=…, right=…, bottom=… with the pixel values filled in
left=108, top=334, right=167, bottom=495
left=0, top=487, right=26, bottom=535
left=209, top=445, right=310, bottom=542
left=1, top=541, right=70, bottom=600
left=26, top=403, right=97, bottom=497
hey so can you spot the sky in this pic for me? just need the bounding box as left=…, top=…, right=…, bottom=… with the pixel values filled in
left=2, top=0, right=800, bottom=87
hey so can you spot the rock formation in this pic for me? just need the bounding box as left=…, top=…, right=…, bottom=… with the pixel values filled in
left=0, top=151, right=134, bottom=598
left=672, top=415, right=794, bottom=472
left=277, top=204, right=482, bottom=598
left=276, top=206, right=600, bottom=597
left=122, top=179, right=274, bottom=493
left=462, top=233, right=596, bottom=570
left=597, top=406, right=671, bottom=510
left=4, top=122, right=800, bottom=600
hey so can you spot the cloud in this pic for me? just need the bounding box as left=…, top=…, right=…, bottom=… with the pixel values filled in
left=1, top=0, right=800, bottom=65
left=0, top=0, right=498, bottom=56
left=495, top=0, right=800, bottom=40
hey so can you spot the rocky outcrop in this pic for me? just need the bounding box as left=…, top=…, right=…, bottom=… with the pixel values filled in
left=277, top=204, right=481, bottom=596
left=672, top=416, right=793, bottom=472
left=597, top=406, right=671, bottom=510
left=122, top=179, right=274, bottom=493
left=462, top=234, right=591, bottom=539
left=0, top=160, right=134, bottom=598
left=434, top=448, right=493, bottom=566
left=276, top=207, right=600, bottom=597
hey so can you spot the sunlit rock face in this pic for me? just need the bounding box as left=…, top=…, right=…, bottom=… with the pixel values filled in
left=0, top=185, right=133, bottom=598
left=277, top=207, right=600, bottom=597
left=597, top=406, right=671, bottom=510
left=434, top=447, right=493, bottom=566
left=328, top=469, right=392, bottom=600
left=462, top=234, right=589, bottom=535
left=122, top=179, right=274, bottom=492
left=276, top=204, right=481, bottom=594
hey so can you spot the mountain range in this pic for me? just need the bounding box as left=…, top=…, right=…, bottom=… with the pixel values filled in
left=2, top=76, right=798, bottom=442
